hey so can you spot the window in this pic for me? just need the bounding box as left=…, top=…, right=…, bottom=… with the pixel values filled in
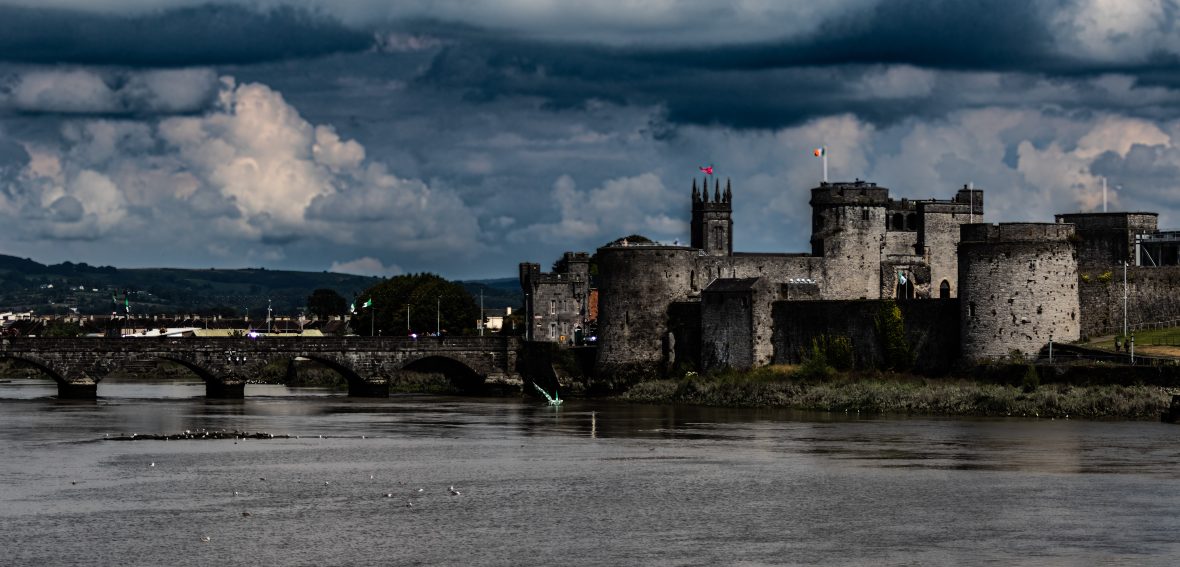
left=549, top=300, right=556, bottom=315
left=906, top=213, right=917, bottom=231
left=893, top=213, right=904, bottom=230
left=548, top=323, right=557, bottom=339
left=939, top=280, right=950, bottom=299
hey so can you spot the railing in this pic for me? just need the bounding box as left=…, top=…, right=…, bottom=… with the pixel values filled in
left=1, top=335, right=518, bottom=352
left=1090, top=318, right=1180, bottom=338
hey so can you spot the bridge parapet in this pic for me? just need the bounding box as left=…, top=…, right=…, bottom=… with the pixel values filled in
left=0, top=336, right=522, bottom=399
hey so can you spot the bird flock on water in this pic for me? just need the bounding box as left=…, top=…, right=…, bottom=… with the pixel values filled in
left=76, top=430, right=466, bottom=545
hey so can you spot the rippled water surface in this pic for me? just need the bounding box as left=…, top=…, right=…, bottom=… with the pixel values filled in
left=4, top=378, right=1180, bottom=566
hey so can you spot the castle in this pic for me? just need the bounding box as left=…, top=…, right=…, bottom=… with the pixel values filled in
left=522, top=177, right=1180, bottom=382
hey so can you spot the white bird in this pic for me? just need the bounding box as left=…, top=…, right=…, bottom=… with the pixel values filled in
left=370, top=474, right=375, bottom=480
left=449, top=485, right=461, bottom=496
left=149, top=462, right=156, bottom=467
left=233, top=491, right=240, bottom=496
left=324, top=481, right=330, bottom=486
left=200, top=536, right=211, bottom=543
left=417, top=488, right=424, bottom=493
left=385, top=493, right=393, bottom=498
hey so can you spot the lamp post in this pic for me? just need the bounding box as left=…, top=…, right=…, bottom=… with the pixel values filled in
left=436, top=297, right=440, bottom=336
left=406, top=304, right=411, bottom=333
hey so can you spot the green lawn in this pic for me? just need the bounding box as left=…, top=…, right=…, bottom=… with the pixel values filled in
left=1086, top=326, right=1180, bottom=350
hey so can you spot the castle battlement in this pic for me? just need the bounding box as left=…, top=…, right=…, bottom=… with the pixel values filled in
left=960, top=222, right=1074, bottom=244
left=809, top=181, right=890, bottom=206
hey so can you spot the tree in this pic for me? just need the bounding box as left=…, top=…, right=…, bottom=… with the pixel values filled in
left=350, top=273, right=479, bottom=337
left=307, top=288, right=347, bottom=320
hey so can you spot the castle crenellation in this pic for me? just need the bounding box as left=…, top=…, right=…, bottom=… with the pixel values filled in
left=520, top=175, right=1180, bottom=383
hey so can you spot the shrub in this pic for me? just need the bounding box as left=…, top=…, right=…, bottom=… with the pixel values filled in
left=1021, top=364, right=1040, bottom=393
left=874, top=301, right=913, bottom=370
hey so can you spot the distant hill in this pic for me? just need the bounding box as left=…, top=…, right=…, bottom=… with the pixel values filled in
left=0, top=253, right=523, bottom=316
left=0, top=254, right=381, bottom=316
left=458, top=277, right=521, bottom=310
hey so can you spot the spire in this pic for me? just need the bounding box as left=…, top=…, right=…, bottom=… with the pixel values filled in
left=714, top=179, right=720, bottom=202
left=725, top=178, right=732, bottom=203
left=692, top=178, right=699, bottom=202
left=702, top=178, right=709, bottom=202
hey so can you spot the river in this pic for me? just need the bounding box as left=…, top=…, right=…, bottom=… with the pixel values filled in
left=3, top=377, right=1180, bottom=566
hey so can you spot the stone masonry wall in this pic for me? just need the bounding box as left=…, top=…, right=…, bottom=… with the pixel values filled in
left=700, top=288, right=755, bottom=371
left=595, top=246, right=699, bottom=379
left=771, top=299, right=960, bottom=373
left=959, top=223, right=1080, bottom=361
left=1077, top=265, right=1180, bottom=337
left=920, top=207, right=977, bottom=298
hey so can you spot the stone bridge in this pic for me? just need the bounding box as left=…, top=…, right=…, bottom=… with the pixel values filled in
left=0, top=336, right=522, bottom=399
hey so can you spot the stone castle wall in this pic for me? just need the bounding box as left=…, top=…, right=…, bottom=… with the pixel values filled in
left=1055, top=212, right=1158, bottom=268
left=594, top=246, right=699, bottom=379
left=920, top=205, right=978, bottom=298
left=1077, top=265, right=1180, bottom=337
left=958, top=223, right=1080, bottom=361
left=770, top=299, right=960, bottom=373
left=810, top=196, right=886, bottom=299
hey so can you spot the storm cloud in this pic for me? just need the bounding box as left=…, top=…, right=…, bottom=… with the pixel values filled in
left=0, top=0, right=1179, bottom=279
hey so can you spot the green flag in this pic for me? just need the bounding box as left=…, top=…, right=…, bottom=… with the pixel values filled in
left=124, top=297, right=130, bottom=314
left=363, top=299, right=373, bottom=308
left=349, top=302, right=356, bottom=314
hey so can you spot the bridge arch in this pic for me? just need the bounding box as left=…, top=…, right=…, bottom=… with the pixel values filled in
left=400, top=355, right=485, bottom=393
left=0, top=354, right=68, bottom=385
left=153, top=355, right=219, bottom=383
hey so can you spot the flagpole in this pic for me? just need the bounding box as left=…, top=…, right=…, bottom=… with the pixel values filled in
left=822, top=149, right=828, bottom=183
left=370, top=300, right=375, bottom=337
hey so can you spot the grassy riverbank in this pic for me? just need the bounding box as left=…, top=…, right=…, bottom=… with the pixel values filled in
left=617, top=365, right=1174, bottom=420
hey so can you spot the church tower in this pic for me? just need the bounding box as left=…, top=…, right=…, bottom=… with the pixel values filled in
left=691, top=178, right=733, bottom=256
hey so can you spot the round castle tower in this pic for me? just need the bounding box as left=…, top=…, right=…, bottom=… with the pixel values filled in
left=958, top=223, right=1079, bottom=361
left=595, top=244, right=699, bottom=382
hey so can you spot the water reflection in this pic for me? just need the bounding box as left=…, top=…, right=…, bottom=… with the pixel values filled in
left=4, top=382, right=1180, bottom=565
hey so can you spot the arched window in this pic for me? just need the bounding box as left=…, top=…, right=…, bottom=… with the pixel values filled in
left=939, top=280, right=950, bottom=299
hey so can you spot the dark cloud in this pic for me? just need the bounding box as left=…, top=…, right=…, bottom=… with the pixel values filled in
left=0, top=4, right=372, bottom=66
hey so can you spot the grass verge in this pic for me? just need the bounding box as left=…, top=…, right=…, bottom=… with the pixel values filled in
left=618, top=367, right=1172, bottom=420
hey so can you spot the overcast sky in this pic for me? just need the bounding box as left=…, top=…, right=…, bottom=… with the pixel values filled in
left=1, top=0, right=1179, bottom=279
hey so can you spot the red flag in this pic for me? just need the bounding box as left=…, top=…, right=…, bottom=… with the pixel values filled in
left=699, top=165, right=714, bottom=175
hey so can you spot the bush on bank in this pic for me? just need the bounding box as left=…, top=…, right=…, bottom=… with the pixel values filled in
left=618, top=366, right=1172, bottom=420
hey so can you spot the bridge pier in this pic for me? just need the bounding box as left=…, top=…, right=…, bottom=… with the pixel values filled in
left=348, top=381, right=389, bottom=398
left=58, top=382, right=97, bottom=399
left=206, top=382, right=246, bottom=399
